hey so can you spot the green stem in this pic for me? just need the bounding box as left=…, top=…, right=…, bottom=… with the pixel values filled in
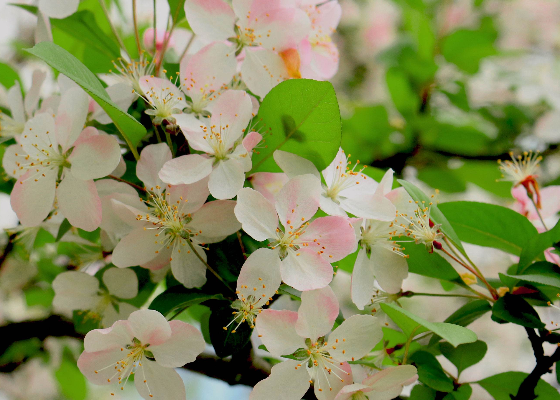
left=164, top=127, right=174, bottom=156
left=528, top=194, right=548, bottom=230
left=153, top=0, right=157, bottom=54
left=402, top=325, right=422, bottom=364
left=98, top=0, right=130, bottom=58
left=185, top=238, right=234, bottom=293
left=132, top=0, right=142, bottom=55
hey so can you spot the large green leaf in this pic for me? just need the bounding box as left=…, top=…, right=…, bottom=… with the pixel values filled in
left=491, top=294, right=545, bottom=329
left=397, top=180, right=465, bottom=254
left=478, top=371, right=560, bottom=400
left=250, top=79, right=341, bottom=173
left=381, top=303, right=478, bottom=347
left=26, top=42, right=146, bottom=150
left=438, top=201, right=538, bottom=256
left=149, top=286, right=224, bottom=317
left=410, top=351, right=454, bottom=392
left=518, top=220, right=560, bottom=273
left=507, top=262, right=560, bottom=289
left=440, top=340, right=487, bottom=376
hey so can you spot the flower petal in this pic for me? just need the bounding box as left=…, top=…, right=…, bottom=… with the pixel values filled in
left=210, top=90, right=253, bottom=150
left=24, top=70, right=47, bottom=117
left=242, top=48, right=289, bottom=98
left=69, top=131, right=121, bottom=180
left=189, top=200, right=241, bottom=240
left=83, top=320, right=134, bottom=353
left=275, top=174, right=321, bottom=227
left=313, top=361, right=352, bottom=400
left=150, top=321, right=205, bottom=368
left=52, top=271, right=100, bottom=312
left=298, top=216, right=357, bottom=262
left=235, top=188, right=279, bottom=241
left=328, top=315, right=382, bottom=362
left=243, top=131, right=262, bottom=152
left=171, top=239, right=208, bottom=288
left=248, top=172, right=288, bottom=204
left=184, top=0, right=236, bottom=42
left=57, top=172, right=102, bottom=231
left=273, top=150, right=321, bottom=179
left=237, top=248, right=282, bottom=302
left=102, top=302, right=138, bottom=328
left=139, top=76, right=187, bottom=112
left=250, top=360, right=310, bottom=400
left=371, top=246, right=408, bottom=294
left=167, top=178, right=210, bottom=215
left=333, top=383, right=370, bottom=400
left=7, top=82, right=24, bottom=124
left=10, top=169, right=56, bottom=227
left=111, top=227, right=165, bottom=268
left=158, top=154, right=214, bottom=185
left=103, top=268, right=139, bottom=299
left=128, top=309, right=172, bottom=346
left=137, top=143, right=172, bottom=190
left=363, top=365, right=418, bottom=392
left=207, top=159, right=246, bottom=200
left=295, top=286, right=338, bottom=340
left=255, top=309, right=304, bottom=357
left=281, top=249, right=333, bottom=291
left=351, top=248, right=374, bottom=310
left=20, top=113, right=57, bottom=159
left=55, top=87, right=89, bottom=150
left=77, top=347, right=128, bottom=385
left=319, top=194, right=347, bottom=217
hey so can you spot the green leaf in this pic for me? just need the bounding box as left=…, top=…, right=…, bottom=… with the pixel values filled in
left=0, top=62, right=21, bottom=90
left=438, top=201, right=538, bottom=256
left=518, top=220, right=560, bottom=273
left=55, top=359, right=88, bottom=400
left=209, top=302, right=253, bottom=358
left=24, top=287, right=54, bottom=307
left=443, top=384, right=473, bottom=400
left=26, top=42, right=146, bottom=150
left=403, top=8, right=435, bottom=61
left=397, top=180, right=465, bottom=254
left=491, top=294, right=545, bottom=329
left=410, top=351, right=454, bottom=392
left=386, top=67, right=419, bottom=115
left=0, top=338, right=42, bottom=365
left=478, top=371, right=560, bottom=400
left=168, top=0, right=186, bottom=23
left=381, top=303, right=478, bottom=347
left=52, top=11, right=120, bottom=60
left=55, top=219, right=72, bottom=242
left=417, top=167, right=467, bottom=193
left=148, top=286, right=224, bottom=317
left=440, top=340, right=487, bottom=376
left=508, top=262, right=560, bottom=289
left=442, top=28, right=497, bottom=74
left=405, top=241, right=462, bottom=282
left=453, top=161, right=512, bottom=198
left=410, top=385, right=437, bottom=400
left=444, top=300, right=492, bottom=327
left=251, top=79, right=341, bottom=173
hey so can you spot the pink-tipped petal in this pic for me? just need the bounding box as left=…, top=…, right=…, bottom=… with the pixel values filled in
left=189, top=200, right=241, bottom=240
left=83, top=320, right=134, bottom=353
left=328, top=315, right=383, bottom=362
left=167, top=179, right=210, bottom=215
left=69, top=132, right=121, bottom=180
left=184, top=0, right=236, bottom=42
left=334, top=384, right=371, bottom=400
left=235, top=188, right=279, bottom=241
left=299, top=216, right=357, bottom=262
left=77, top=347, right=129, bottom=385
left=256, top=309, right=305, bottom=357
left=57, top=172, right=102, bottom=232
left=158, top=154, right=214, bottom=185
left=210, top=90, right=253, bottom=149
left=363, top=365, right=418, bottom=392
left=10, top=169, right=56, bottom=227
left=243, top=131, right=263, bottom=152
left=128, top=309, right=172, bottom=346
left=137, top=143, right=173, bottom=190
left=276, top=174, right=321, bottom=227
left=248, top=172, right=289, bottom=204
left=237, top=248, right=282, bottom=301
left=150, top=321, right=205, bottom=368
left=295, top=286, right=339, bottom=340
left=249, top=360, right=310, bottom=400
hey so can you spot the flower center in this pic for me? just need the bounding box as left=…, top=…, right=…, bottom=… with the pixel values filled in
left=325, top=154, right=367, bottom=201
left=360, top=219, right=408, bottom=258
left=398, top=200, right=443, bottom=251
left=112, top=54, right=155, bottom=95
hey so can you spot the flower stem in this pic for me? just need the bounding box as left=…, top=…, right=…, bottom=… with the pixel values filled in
left=98, top=0, right=130, bottom=58
left=528, top=194, right=548, bottom=230
left=185, top=238, right=234, bottom=294
left=402, top=325, right=422, bottom=364
left=108, top=175, right=146, bottom=192
left=132, top=0, right=142, bottom=55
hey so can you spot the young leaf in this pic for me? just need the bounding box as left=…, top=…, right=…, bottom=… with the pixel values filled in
left=381, top=303, right=478, bottom=347
left=26, top=42, right=146, bottom=150
left=0, top=62, right=21, bottom=90
left=478, top=371, right=560, bottom=400
left=250, top=79, right=341, bottom=173
left=410, top=351, right=454, bottom=392
left=148, top=286, right=224, bottom=317
left=397, top=180, right=465, bottom=254
left=438, top=201, right=538, bottom=256
left=440, top=340, right=487, bottom=376
left=518, top=219, right=560, bottom=273
left=491, top=294, right=545, bottom=329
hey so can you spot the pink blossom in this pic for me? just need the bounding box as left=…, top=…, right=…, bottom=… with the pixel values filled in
left=252, top=286, right=382, bottom=400
left=234, top=174, right=357, bottom=291
left=77, top=309, right=205, bottom=399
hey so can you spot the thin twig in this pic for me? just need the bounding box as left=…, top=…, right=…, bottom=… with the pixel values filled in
left=108, top=175, right=146, bottom=192
left=185, top=238, right=234, bottom=293
left=98, top=0, right=130, bottom=59
left=403, top=291, right=482, bottom=300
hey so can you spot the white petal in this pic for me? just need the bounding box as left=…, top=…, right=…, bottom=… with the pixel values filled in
left=158, top=154, right=214, bottom=185
left=209, top=90, right=253, bottom=149
left=242, top=48, right=289, bottom=98
left=280, top=249, right=333, bottom=291
left=103, top=268, right=139, bottom=299
left=296, top=286, right=339, bottom=341
left=319, top=194, right=347, bottom=217
left=39, top=0, right=79, bottom=18
left=371, top=246, right=408, bottom=294
left=364, top=365, right=418, bottom=392
left=255, top=309, right=305, bottom=357
left=273, top=150, right=320, bottom=179
left=189, top=200, right=241, bottom=240
left=170, top=239, right=208, bottom=288
left=184, top=0, right=236, bottom=42
left=57, top=172, right=102, bottom=232
left=351, top=248, right=375, bottom=310
left=235, top=188, right=279, bottom=241
left=69, top=131, right=122, bottom=180
left=250, top=360, right=310, bottom=400
left=314, top=361, right=353, bottom=400
left=77, top=347, right=129, bottom=385
left=208, top=159, right=245, bottom=199
left=52, top=271, right=100, bottom=312
left=150, top=321, right=205, bottom=367
left=24, top=70, right=47, bottom=118
left=237, top=248, right=282, bottom=302
left=167, top=179, right=210, bottom=215
left=102, top=302, right=138, bottom=328
left=55, top=87, right=89, bottom=150
left=111, top=227, right=165, bottom=268
left=128, top=309, right=172, bottom=345
left=83, top=320, right=134, bottom=353
left=20, top=113, right=57, bottom=159
left=7, top=82, right=24, bottom=123
left=135, top=360, right=186, bottom=400
left=137, top=143, right=172, bottom=190
left=328, top=315, right=383, bottom=362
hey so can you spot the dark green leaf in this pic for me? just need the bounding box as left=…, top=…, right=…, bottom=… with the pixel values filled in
left=251, top=79, right=341, bottom=173
left=478, top=371, right=560, bottom=400
left=440, top=340, right=487, bottom=376
left=381, top=303, right=478, bottom=347
left=26, top=42, right=146, bottom=149
left=410, top=351, right=454, bottom=392
left=148, top=286, right=224, bottom=317
left=443, top=384, right=472, bottom=400
left=518, top=220, right=560, bottom=273
left=508, top=262, right=560, bottom=289
left=491, top=294, right=545, bottom=329
left=56, top=219, right=72, bottom=242
left=438, top=201, right=538, bottom=256
left=209, top=302, right=253, bottom=358
left=410, top=385, right=437, bottom=400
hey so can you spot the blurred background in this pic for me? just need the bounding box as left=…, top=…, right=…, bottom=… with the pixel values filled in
left=1, top=0, right=560, bottom=399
